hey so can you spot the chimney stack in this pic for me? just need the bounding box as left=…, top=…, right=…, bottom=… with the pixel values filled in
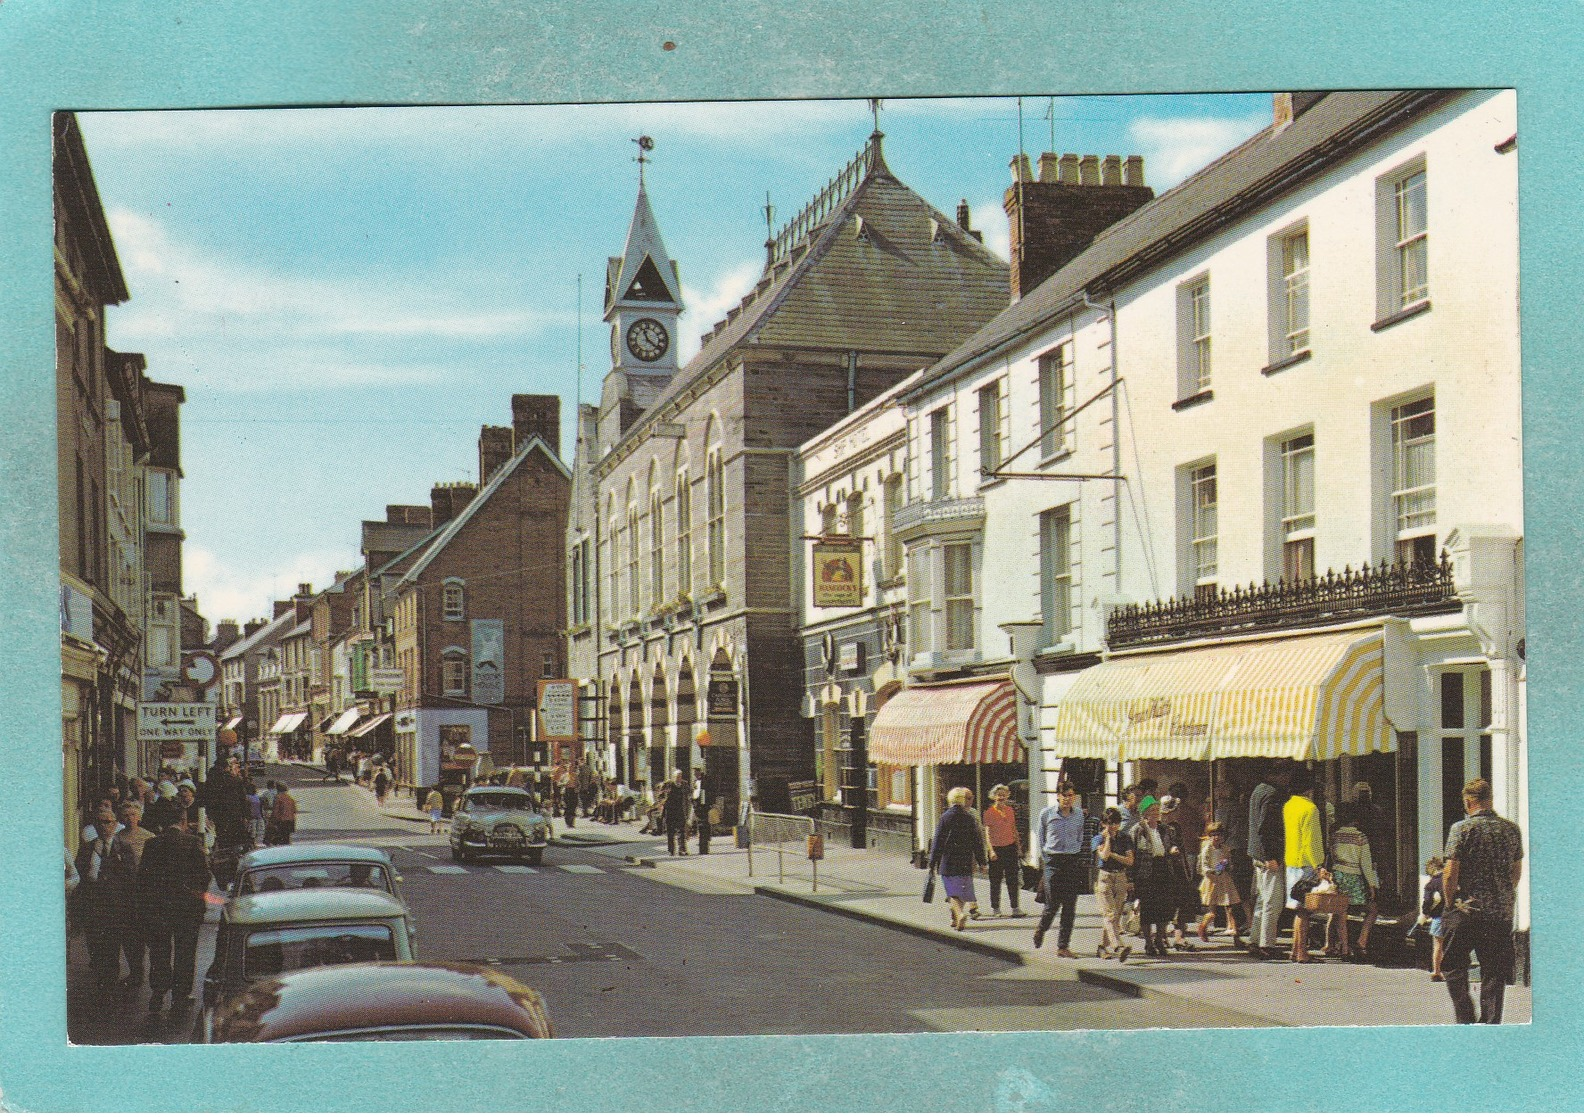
left=1004, top=151, right=1155, bottom=301
left=511, top=394, right=561, bottom=460
left=1273, top=92, right=1328, bottom=129
left=479, top=424, right=514, bottom=485
left=430, top=482, right=478, bottom=526
left=273, top=600, right=293, bottom=619
left=385, top=504, right=432, bottom=527
left=244, top=619, right=264, bottom=638
left=954, top=199, right=984, bottom=243
left=214, top=619, right=241, bottom=653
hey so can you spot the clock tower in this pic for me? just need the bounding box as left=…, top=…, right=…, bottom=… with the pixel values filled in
left=603, top=141, right=684, bottom=392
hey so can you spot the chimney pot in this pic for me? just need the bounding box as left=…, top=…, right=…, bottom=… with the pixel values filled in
left=1038, top=153, right=1061, bottom=183
left=1123, top=155, right=1146, bottom=186
left=1058, top=154, right=1081, bottom=184
left=1101, top=155, right=1122, bottom=186
left=297, top=583, right=312, bottom=597
left=956, top=199, right=972, bottom=231
left=1010, top=153, right=1033, bottom=184
left=1078, top=155, right=1100, bottom=186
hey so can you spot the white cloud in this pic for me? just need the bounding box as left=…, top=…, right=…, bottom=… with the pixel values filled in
left=964, top=197, right=1011, bottom=263
left=1127, top=113, right=1269, bottom=188
left=101, top=209, right=571, bottom=393
left=185, top=545, right=359, bottom=624
left=678, top=258, right=763, bottom=360
left=81, top=99, right=870, bottom=159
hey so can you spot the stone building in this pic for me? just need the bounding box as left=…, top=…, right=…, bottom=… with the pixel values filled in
left=566, top=130, right=1010, bottom=817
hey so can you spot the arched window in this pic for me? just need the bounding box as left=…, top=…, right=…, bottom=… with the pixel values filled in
left=441, top=577, right=465, bottom=621
left=675, top=468, right=692, bottom=598
left=846, top=490, right=865, bottom=541
left=441, top=646, right=469, bottom=696
left=649, top=466, right=665, bottom=608
left=705, top=424, right=725, bottom=589
left=626, top=490, right=641, bottom=618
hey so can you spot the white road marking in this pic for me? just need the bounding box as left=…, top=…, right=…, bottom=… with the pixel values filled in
left=426, top=865, right=470, bottom=874
left=496, top=865, right=538, bottom=874
left=557, top=864, right=605, bottom=874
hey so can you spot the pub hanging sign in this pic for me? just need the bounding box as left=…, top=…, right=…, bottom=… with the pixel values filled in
left=811, top=541, right=863, bottom=608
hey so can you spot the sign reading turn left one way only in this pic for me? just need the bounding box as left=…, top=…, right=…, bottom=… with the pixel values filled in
left=138, top=703, right=216, bottom=741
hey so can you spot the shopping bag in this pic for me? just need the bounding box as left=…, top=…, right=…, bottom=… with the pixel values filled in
left=922, top=868, right=937, bottom=904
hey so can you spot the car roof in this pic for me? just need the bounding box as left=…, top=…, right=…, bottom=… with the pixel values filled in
left=462, top=785, right=533, bottom=796
left=212, top=962, right=553, bottom=1042
left=227, top=888, right=409, bottom=925
left=239, top=844, right=394, bottom=870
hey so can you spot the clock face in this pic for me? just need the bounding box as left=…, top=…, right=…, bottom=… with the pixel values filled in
left=626, top=317, right=670, bottom=362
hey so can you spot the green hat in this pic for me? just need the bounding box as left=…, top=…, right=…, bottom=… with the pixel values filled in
left=1138, top=795, right=1159, bottom=813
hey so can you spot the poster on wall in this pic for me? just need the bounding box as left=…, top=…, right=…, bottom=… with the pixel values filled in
left=471, top=619, right=505, bottom=705
left=537, top=679, right=578, bottom=741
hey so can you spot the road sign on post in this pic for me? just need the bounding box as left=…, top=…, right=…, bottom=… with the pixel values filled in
left=138, top=703, right=216, bottom=741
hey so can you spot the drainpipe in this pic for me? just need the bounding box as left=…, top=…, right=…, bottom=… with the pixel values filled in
left=846, top=351, right=859, bottom=414
left=1081, top=291, right=1121, bottom=592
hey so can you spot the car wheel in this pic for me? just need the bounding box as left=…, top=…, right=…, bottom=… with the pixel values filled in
left=525, top=848, right=543, bottom=867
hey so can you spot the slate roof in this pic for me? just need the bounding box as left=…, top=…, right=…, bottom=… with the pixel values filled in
left=218, top=609, right=297, bottom=662
left=909, top=90, right=1455, bottom=397
left=605, top=134, right=1009, bottom=462
left=397, top=434, right=570, bottom=589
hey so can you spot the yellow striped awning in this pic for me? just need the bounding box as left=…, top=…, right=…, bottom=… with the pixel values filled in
left=1049, top=629, right=1393, bottom=763
left=869, top=679, right=1023, bottom=766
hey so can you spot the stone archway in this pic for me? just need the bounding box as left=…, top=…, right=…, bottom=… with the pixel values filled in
left=627, top=670, right=645, bottom=788
left=606, top=679, right=623, bottom=785
left=675, top=658, right=697, bottom=779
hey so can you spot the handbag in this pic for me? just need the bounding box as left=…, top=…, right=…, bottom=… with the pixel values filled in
left=922, top=868, right=937, bottom=905
left=1289, top=868, right=1320, bottom=903
left=1020, top=861, right=1042, bottom=891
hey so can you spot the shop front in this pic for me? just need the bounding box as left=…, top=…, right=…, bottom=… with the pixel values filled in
left=1048, top=621, right=1476, bottom=914
left=868, top=676, right=1026, bottom=858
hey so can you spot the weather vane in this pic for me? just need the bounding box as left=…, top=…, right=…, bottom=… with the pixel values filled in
left=868, top=97, right=884, bottom=135
left=632, top=135, right=654, bottom=185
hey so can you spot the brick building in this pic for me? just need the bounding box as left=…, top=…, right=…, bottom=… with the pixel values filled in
left=391, top=399, right=569, bottom=794
left=566, top=130, right=1010, bottom=817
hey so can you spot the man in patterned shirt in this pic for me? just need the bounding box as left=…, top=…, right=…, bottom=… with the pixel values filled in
left=1441, top=778, right=1524, bottom=1024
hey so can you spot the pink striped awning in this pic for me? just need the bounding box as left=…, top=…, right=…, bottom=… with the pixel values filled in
left=868, top=679, right=1023, bottom=767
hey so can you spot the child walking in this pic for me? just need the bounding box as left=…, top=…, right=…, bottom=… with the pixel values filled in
left=1196, top=821, right=1245, bottom=946
left=1422, top=855, right=1447, bottom=981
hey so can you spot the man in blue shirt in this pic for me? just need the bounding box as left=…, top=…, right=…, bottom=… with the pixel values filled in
left=1032, top=781, right=1087, bottom=957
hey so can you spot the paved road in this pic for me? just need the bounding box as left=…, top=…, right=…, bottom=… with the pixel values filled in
left=68, top=767, right=1258, bottom=1042
left=290, top=775, right=1258, bottom=1037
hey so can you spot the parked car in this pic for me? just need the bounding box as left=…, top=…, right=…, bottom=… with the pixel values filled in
left=449, top=785, right=552, bottom=865
left=230, top=843, right=406, bottom=905
left=198, top=888, right=417, bottom=1042
left=205, top=961, right=554, bottom=1042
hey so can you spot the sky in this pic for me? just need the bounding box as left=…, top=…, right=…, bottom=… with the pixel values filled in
left=77, top=93, right=1271, bottom=627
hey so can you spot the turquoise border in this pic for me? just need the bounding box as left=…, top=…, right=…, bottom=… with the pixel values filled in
left=2, top=2, right=1579, bottom=1110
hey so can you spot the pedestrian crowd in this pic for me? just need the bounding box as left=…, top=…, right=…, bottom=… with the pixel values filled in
left=68, top=752, right=299, bottom=1015
left=922, top=763, right=1523, bottom=1024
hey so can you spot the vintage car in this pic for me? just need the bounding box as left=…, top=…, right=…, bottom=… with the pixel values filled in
left=205, top=961, right=554, bottom=1042
left=198, top=888, right=418, bottom=1041
left=230, top=843, right=406, bottom=904
left=448, top=785, right=552, bottom=865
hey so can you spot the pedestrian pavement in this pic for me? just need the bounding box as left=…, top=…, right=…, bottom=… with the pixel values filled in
left=337, top=775, right=1532, bottom=1029
left=69, top=766, right=1523, bottom=1039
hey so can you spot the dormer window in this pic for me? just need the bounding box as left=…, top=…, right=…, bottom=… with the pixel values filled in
left=442, top=577, right=466, bottom=621
left=853, top=215, right=870, bottom=243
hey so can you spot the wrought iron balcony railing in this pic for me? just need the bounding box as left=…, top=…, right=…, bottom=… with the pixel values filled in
left=1106, top=552, right=1459, bottom=648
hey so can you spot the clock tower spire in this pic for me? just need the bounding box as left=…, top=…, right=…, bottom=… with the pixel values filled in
left=603, top=136, right=684, bottom=389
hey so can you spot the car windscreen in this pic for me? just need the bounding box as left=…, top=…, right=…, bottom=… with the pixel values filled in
left=238, top=863, right=392, bottom=896
left=463, top=793, right=535, bottom=812
left=243, top=924, right=397, bottom=979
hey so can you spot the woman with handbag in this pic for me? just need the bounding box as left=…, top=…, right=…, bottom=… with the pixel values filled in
left=928, top=787, right=988, bottom=932
left=1129, top=796, right=1175, bottom=957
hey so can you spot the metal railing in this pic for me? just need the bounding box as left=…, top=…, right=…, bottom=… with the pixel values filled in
left=1106, top=552, right=1459, bottom=648
left=747, top=810, right=825, bottom=891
